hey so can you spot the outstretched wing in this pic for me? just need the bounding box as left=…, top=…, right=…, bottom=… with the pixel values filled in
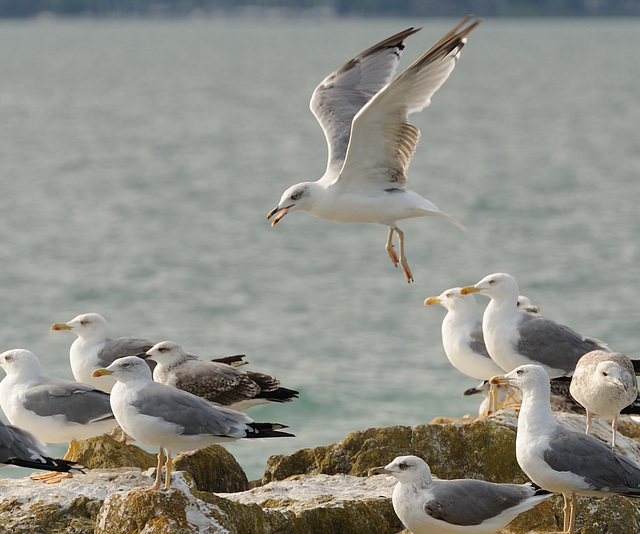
left=337, top=16, right=480, bottom=191
left=311, top=27, right=421, bottom=182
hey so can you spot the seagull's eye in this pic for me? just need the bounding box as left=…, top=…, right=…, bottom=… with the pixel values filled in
left=398, top=463, right=408, bottom=470
left=489, top=280, right=496, bottom=285
left=291, top=191, right=303, bottom=201
left=121, top=362, right=130, bottom=368
left=158, top=348, right=167, bottom=353
left=80, top=321, right=88, bottom=325
left=602, top=372, right=608, bottom=377
left=4, top=356, right=12, bottom=362
left=446, top=293, right=452, bottom=298
left=516, top=369, right=523, bottom=375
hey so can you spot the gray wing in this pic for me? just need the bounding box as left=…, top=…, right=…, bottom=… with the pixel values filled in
left=468, top=321, right=491, bottom=359
left=130, top=384, right=254, bottom=439
left=0, top=421, right=46, bottom=464
left=543, top=427, right=640, bottom=494
left=22, top=378, right=114, bottom=425
left=516, top=314, right=607, bottom=375
left=425, top=479, right=537, bottom=526
left=311, top=27, right=420, bottom=180
left=97, top=337, right=155, bottom=367
left=171, top=360, right=261, bottom=406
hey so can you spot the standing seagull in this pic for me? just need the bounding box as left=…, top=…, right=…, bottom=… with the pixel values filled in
left=51, top=312, right=156, bottom=392
left=492, top=364, right=640, bottom=534
left=461, top=273, right=609, bottom=377
left=570, top=350, right=638, bottom=448
left=369, top=455, right=551, bottom=534
left=0, top=349, right=117, bottom=483
left=143, top=341, right=298, bottom=411
left=268, top=17, right=481, bottom=283
left=92, top=357, right=294, bottom=491
left=0, top=420, right=83, bottom=475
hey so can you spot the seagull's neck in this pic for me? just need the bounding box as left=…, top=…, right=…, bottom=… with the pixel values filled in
left=517, top=381, right=559, bottom=439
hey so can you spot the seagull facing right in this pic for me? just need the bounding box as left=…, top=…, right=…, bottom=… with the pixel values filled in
left=492, top=364, right=640, bottom=534
left=569, top=350, right=638, bottom=448
left=268, top=17, right=481, bottom=283
left=369, top=455, right=551, bottom=534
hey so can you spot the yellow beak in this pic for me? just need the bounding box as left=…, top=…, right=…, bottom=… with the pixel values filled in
left=92, top=368, right=113, bottom=378
left=424, top=297, right=441, bottom=306
left=490, top=373, right=511, bottom=386
left=51, top=322, right=72, bottom=331
left=460, top=285, right=481, bottom=295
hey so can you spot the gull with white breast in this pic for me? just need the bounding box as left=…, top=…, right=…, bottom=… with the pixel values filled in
left=268, top=17, right=481, bottom=282
left=369, top=455, right=551, bottom=534
left=92, top=356, right=294, bottom=491
left=0, top=349, right=117, bottom=483
left=492, top=364, right=640, bottom=534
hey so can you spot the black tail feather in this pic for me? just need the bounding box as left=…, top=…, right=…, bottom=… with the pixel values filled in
left=5, top=457, right=85, bottom=474
left=247, top=422, right=295, bottom=439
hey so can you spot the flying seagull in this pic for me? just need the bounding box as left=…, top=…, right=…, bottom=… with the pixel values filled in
left=268, top=16, right=481, bottom=282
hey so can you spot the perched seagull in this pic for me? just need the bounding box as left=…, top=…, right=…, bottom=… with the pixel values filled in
left=463, top=380, right=513, bottom=417
left=424, top=287, right=504, bottom=381
left=0, top=420, right=84, bottom=475
left=492, top=364, right=640, bottom=534
left=51, top=312, right=156, bottom=392
left=0, top=349, right=117, bottom=483
left=570, top=350, right=638, bottom=448
left=143, top=341, right=299, bottom=411
left=268, top=16, right=481, bottom=283
left=461, top=273, right=609, bottom=378
left=92, top=357, right=294, bottom=491
left=516, top=295, right=540, bottom=314
left=369, top=455, right=551, bottom=534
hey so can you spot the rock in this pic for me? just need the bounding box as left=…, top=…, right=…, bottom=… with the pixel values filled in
left=76, top=435, right=157, bottom=470
left=2, top=411, right=640, bottom=533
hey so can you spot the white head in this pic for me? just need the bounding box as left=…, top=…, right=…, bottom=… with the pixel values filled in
left=461, top=273, right=520, bottom=302
left=593, top=360, right=631, bottom=392
left=517, top=295, right=540, bottom=314
left=92, top=355, right=152, bottom=384
left=0, top=349, right=43, bottom=379
left=369, top=455, right=432, bottom=486
left=491, top=364, right=550, bottom=396
left=267, top=182, right=318, bottom=225
left=145, top=341, right=187, bottom=366
left=51, top=313, right=110, bottom=340
left=425, top=287, right=478, bottom=315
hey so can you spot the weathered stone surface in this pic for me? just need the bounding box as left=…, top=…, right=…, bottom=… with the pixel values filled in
left=2, top=411, right=640, bottom=533
left=76, top=434, right=157, bottom=470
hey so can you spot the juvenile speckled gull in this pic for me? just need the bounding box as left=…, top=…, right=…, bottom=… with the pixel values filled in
left=51, top=312, right=156, bottom=392
left=492, top=364, right=640, bottom=534
left=369, top=455, right=551, bottom=534
left=461, top=273, right=609, bottom=378
left=268, top=17, right=481, bottom=283
left=0, top=420, right=83, bottom=475
left=0, top=349, right=117, bottom=483
left=570, top=350, right=638, bottom=448
left=143, top=341, right=298, bottom=411
left=92, top=356, right=294, bottom=491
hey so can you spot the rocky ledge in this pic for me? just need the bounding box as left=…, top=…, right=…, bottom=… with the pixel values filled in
left=1, top=411, right=640, bottom=533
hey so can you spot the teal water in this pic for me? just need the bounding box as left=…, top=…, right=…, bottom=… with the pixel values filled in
left=0, top=16, right=638, bottom=480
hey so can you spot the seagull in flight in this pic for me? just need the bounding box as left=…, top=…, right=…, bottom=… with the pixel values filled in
left=268, top=16, right=480, bottom=282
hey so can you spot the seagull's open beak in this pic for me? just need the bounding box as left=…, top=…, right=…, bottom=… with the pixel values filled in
left=424, top=297, right=441, bottom=306
left=51, top=322, right=72, bottom=331
left=267, top=205, right=293, bottom=226
left=92, top=368, right=113, bottom=378
left=368, top=466, right=391, bottom=477
left=460, top=285, right=480, bottom=295
left=490, top=374, right=512, bottom=386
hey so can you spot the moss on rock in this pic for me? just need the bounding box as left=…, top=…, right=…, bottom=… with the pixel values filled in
left=173, top=444, right=249, bottom=493
left=76, top=435, right=157, bottom=470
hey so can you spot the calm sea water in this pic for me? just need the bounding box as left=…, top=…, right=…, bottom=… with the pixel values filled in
left=0, top=16, right=638, bottom=480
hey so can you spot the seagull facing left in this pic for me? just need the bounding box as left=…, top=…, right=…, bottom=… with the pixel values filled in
left=92, top=356, right=294, bottom=491
left=369, top=455, right=551, bottom=534
left=268, top=16, right=481, bottom=283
